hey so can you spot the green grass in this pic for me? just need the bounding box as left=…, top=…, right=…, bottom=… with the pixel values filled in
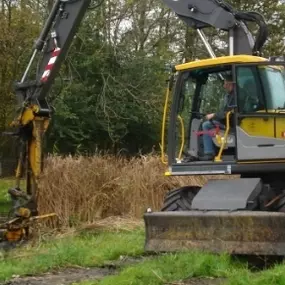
left=0, top=228, right=145, bottom=281
left=75, top=253, right=285, bottom=285
left=226, top=264, right=285, bottom=285
left=0, top=178, right=15, bottom=213
left=2, top=225, right=285, bottom=285
left=75, top=251, right=247, bottom=285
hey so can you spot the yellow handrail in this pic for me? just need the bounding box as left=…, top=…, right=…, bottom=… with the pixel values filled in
left=177, top=115, right=185, bottom=161
left=160, top=86, right=171, bottom=164
left=215, top=110, right=233, bottom=162
left=160, top=74, right=185, bottom=164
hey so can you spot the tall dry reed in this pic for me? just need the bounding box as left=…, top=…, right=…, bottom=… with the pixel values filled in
left=37, top=155, right=232, bottom=228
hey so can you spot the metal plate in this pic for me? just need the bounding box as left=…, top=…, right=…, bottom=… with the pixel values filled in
left=144, top=211, right=285, bottom=255
left=191, top=178, right=262, bottom=210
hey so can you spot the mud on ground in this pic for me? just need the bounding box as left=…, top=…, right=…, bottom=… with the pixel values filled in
left=0, top=256, right=148, bottom=285
left=2, top=267, right=115, bottom=285
left=169, top=277, right=227, bottom=285
left=2, top=270, right=227, bottom=285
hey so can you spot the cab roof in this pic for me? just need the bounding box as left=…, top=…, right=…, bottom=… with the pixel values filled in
left=175, top=55, right=267, bottom=71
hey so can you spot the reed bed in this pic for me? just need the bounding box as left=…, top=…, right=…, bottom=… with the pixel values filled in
left=37, top=154, right=233, bottom=228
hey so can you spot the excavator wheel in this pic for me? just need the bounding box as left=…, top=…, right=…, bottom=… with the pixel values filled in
left=161, top=186, right=201, bottom=211
left=275, top=194, right=285, bottom=212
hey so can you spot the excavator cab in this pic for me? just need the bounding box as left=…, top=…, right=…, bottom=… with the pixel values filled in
left=166, top=57, right=285, bottom=175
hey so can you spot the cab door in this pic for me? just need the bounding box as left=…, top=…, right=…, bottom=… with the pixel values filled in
left=235, top=63, right=285, bottom=161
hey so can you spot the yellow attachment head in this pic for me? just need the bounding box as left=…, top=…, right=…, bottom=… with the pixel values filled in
left=16, top=207, right=32, bottom=218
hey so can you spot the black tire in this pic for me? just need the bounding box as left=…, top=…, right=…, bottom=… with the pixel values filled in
left=161, top=186, right=201, bottom=211
left=275, top=195, right=285, bottom=212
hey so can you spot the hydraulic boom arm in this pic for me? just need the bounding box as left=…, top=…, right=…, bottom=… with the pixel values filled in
left=163, top=0, right=268, bottom=56
left=1, top=0, right=98, bottom=246
left=17, top=0, right=92, bottom=104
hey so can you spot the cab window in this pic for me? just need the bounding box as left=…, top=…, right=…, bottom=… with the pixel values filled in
left=236, top=66, right=265, bottom=113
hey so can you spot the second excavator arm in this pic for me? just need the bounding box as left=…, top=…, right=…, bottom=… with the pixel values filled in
left=163, top=0, right=268, bottom=56
left=0, top=0, right=101, bottom=247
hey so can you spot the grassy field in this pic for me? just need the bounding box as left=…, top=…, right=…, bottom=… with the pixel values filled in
left=1, top=225, right=285, bottom=285
left=0, top=227, right=144, bottom=281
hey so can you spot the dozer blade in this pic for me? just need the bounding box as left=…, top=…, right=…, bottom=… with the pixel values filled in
left=144, top=211, right=285, bottom=256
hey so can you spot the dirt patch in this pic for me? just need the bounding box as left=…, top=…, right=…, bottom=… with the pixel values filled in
left=0, top=256, right=152, bottom=285
left=168, top=277, right=227, bottom=285
left=1, top=267, right=115, bottom=285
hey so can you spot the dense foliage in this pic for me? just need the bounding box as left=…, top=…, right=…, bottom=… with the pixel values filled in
left=0, top=0, right=284, bottom=156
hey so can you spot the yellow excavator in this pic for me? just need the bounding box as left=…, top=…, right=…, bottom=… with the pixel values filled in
left=1, top=0, right=285, bottom=258
left=144, top=1, right=285, bottom=256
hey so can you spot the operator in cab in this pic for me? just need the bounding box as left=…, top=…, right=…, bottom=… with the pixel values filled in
left=200, top=74, right=235, bottom=161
